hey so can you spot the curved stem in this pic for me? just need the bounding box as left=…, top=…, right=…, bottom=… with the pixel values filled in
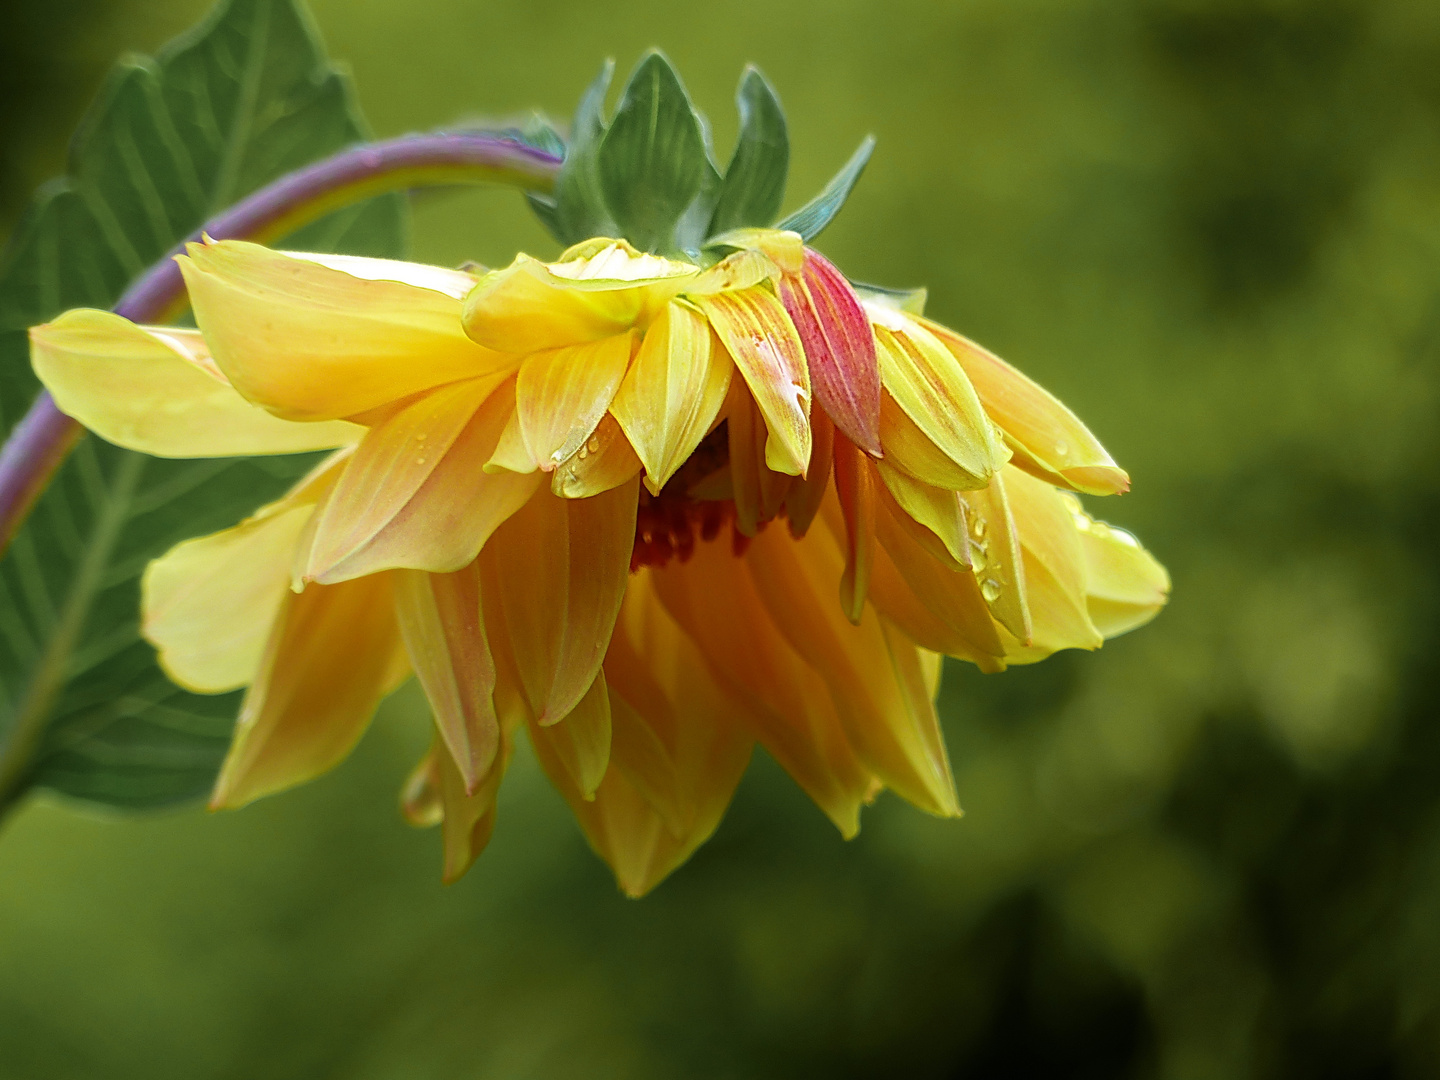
left=0, top=132, right=561, bottom=555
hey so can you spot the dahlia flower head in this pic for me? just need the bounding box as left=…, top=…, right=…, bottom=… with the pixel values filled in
left=27, top=56, right=1168, bottom=895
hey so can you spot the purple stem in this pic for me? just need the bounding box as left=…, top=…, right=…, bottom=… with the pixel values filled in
left=0, top=132, right=562, bottom=552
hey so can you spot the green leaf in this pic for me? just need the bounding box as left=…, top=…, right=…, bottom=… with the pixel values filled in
left=0, top=0, right=407, bottom=813
left=708, top=67, right=789, bottom=237
left=539, top=60, right=617, bottom=246
left=598, top=52, right=708, bottom=253
left=776, top=135, right=876, bottom=242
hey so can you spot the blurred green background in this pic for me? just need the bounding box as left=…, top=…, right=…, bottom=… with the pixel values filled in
left=4, top=0, right=1440, bottom=1076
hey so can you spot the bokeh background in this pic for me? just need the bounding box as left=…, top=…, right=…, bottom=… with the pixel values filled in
left=3, top=0, right=1440, bottom=1076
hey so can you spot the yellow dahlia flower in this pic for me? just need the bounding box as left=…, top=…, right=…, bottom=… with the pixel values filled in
left=28, top=230, right=1167, bottom=895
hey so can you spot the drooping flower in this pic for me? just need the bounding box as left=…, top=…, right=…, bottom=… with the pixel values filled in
left=28, top=230, right=1167, bottom=895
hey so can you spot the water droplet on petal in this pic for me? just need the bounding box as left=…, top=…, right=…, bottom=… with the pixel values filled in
left=970, top=546, right=988, bottom=573
left=416, top=457, right=427, bottom=465
left=981, top=578, right=1002, bottom=602
left=587, top=436, right=601, bottom=453
left=970, top=516, right=987, bottom=541
left=1054, top=440, right=1069, bottom=458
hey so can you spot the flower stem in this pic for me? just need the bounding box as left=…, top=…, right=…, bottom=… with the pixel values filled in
left=0, top=132, right=561, bottom=556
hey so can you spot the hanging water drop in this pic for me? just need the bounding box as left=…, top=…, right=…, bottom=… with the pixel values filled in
left=981, top=578, right=1002, bottom=602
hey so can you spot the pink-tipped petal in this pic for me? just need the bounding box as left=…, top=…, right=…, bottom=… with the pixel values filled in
left=779, top=251, right=882, bottom=455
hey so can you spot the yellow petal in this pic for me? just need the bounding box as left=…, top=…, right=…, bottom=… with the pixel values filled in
left=462, top=243, right=699, bottom=353
left=745, top=514, right=961, bottom=818
left=178, top=239, right=513, bottom=420
left=141, top=451, right=347, bottom=692
left=878, top=387, right=992, bottom=491
left=870, top=305, right=1001, bottom=488
left=528, top=671, right=612, bottom=800
left=649, top=541, right=876, bottom=837
left=307, top=377, right=541, bottom=583
left=695, top=287, right=811, bottom=476
left=209, top=572, right=408, bottom=809
left=875, top=460, right=969, bottom=568
left=1003, top=466, right=1102, bottom=655
left=551, top=413, right=643, bottom=499
left=482, top=480, right=638, bottom=723
left=517, top=332, right=635, bottom=469
left=30, top=309, right=361, bottom=456
left=1072, top=504, right=1170, bottom=637
left=394, top=565, right=499, bottom=793
left=958, top=470, right=1032, bottom=643
left=610, top=302, right=732, bottom=493
left=922, top=317, right=1130, bottom=496
left=484, top=391, right=538, bottom=475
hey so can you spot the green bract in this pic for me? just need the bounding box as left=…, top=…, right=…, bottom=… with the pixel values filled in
left=530, top=52, right=873, bottom=254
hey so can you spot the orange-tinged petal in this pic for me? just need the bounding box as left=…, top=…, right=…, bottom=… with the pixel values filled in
left=461, top=243, right=698, bottom=353
left=867, top=538, right=1005, bottom=672
left=783, top=407, right=834, bottom=538
left=610, top=301, right=731, bottom=493
left=958, top=470, right=1032, bottom=643
left=832, top=435, right=878, bottom=624
left=517, top=331, right=635, bottom=470
left=858, top=489, right=1007, bottom=669
left=696, top=287, right=811, bottom=476
left=550, top=413, right=643, bottom=498
left=435, top=721, right=516, bottom=884
left=529, top=671, right=612, bottom=801
left=394, top=565, right=499, bottom=793
left=209, top=572, right=408, bottom=809
left=745, top=515, right=961, bottom=818
left=1003, top=466, right=1102, bottom=655
left=1073, top=509, right=1171, bottom=636
left=30, top=309, right=361, bottom=456
left=870, top=305, right=1001, bottom=488
left=307, top=376, right=540, bottom=584
left=141, top=451, right=347, bottom=692
left=875, top=460, right=969, bottom=568
left=649, top=542, right=876, bottom=837
left=178, top=239, right=512, bottom=420
left=726, top=378, right=792, bottom=536
left=778, top=250, right=882, bottom=455
left=922, top=317, right=1130, bottom=496
left=483, top=480, right=638, bottom=724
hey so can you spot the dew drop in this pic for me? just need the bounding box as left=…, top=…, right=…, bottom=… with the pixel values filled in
left=587, top=436, right=601, bottom=453
left=981, top=578, right=1002, bottom=602
left=970, top=546, right=988, bottom=573
left=969, top=516, right=987, bottom=541
left=1054, top=440, right=1069, bottom=458
left=416, top=457, right=427, bottom=465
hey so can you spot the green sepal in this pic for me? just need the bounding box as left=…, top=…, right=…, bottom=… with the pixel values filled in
left=708, top=67, right=789, bottom=237
left=598, top=51, right=709, bottom=253
left=519, top=113, right=567, bottom=160
left=543, top=60, right=617, bottom=245
left=777, top=134, right=875, bottom=242
left=850, top=280, right=928, bottom=316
